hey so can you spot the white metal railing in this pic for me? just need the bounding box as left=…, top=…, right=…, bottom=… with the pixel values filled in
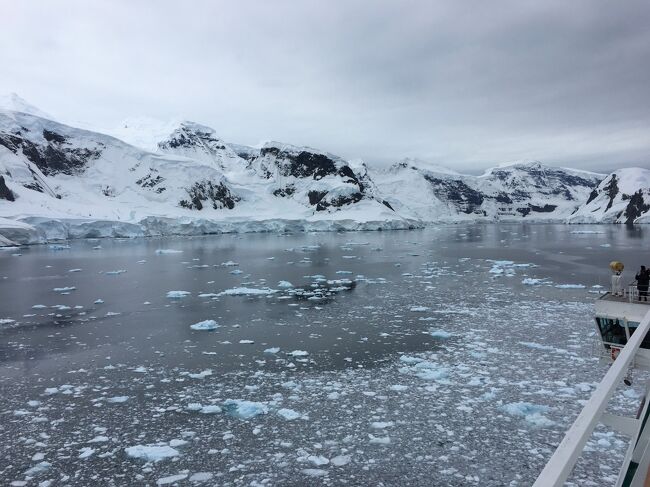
left=533, top=309, right=650, bottom=487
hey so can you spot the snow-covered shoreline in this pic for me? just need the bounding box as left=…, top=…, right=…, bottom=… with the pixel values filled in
left=0, top=213, right=638, bottom=247
left=0, top=215, right=424, bottom=246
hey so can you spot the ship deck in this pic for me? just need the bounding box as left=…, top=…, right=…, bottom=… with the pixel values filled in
left=598, top=286, right=650, bottom=305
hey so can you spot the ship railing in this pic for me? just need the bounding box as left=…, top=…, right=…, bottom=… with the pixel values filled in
left=533, top=308, right=650, bottom=487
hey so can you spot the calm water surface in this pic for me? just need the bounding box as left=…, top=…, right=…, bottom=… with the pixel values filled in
left=0, top=224, right=648, bottom=486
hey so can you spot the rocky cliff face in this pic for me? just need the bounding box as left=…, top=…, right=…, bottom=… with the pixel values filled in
left=371, top=160, right=603, bottom=221
left=250, top=142, right=378, bottom=211
left=0, top=109, right=240, bottom=216
left=568, top=169, right=650, bottom=223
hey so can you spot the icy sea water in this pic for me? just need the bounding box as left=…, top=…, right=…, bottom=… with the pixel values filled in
left=1, top=224, right=649, bottom=486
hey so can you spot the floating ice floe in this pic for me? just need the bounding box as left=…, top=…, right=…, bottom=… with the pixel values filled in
left=410, top=306, right=429, bottom=312
left=53, top=286, right=76, bottom=292
left=155, top=249, right=183, bottom=254
left=107, top=396, right=129, bottom=403
left=94, top=299, right=104, bottom=304
left=105, top=269, right=126, bottom=275
left=166, top=290, right=191, bottom=298
left=429, top=330, right=453, bottom=339
left=157, top=474, right=188, bottom=485
left=369, top=434, right=391, bottom=445
left=288, top=350, right=309, bottom=357
left=221, top=260, right=238, bottom=267
left=24, top=461, right=51, bottom=476
left=331, top=454, right=351, bottom=466
left=502, top=402, right=555, bottom=427
left=223, top=399, right=268, bottom=419
left=239, top=340, right=255, bottom=344
left=125, top=444, right=180, bottom=461
left=277, top=280, right=294, bottom=288
left=264, top=347, right=280, bottom=354
left=190, top=320, right=219, bottom=331
left=78, top=447, right=95, bottom=459
left=302, top=469, right=328, bottom=477
left=554, top=284, right=586, bottom=289
left=68, top=268, right=82, bottom=273
left=218, top=287, right=275, bottom=296
left=188, top=369, right=212, bottom=379
left=277, top=408, right=302, bottom=420
left=522, top=278, right=547, bottom=285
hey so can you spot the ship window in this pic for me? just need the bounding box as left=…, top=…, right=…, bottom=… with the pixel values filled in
left=596, top=317, right=627, bottom=346
left=625, top=322, right=650, bottom=349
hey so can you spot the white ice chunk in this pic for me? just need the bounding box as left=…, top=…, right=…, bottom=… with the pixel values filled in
left=166, top=290, right=191, bottom=298
left=190, top=320, right=219, bottom=331
left=156, top=474, right=188, bottom=485
left=125, top=444, right=180, bottom=462
left=223, top=399, right=268, bottom=419
left=277, top=408, right=302, bottom=420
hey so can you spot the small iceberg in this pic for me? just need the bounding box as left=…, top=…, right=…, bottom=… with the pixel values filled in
left=190, top=320, right=219, bottom=331
left=223, top=399, right=268, bottom=419
left=166, top=290, right=191, bottom=298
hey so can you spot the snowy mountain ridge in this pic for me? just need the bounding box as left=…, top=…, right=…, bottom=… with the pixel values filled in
left=0, top=97, right=648, bottom=245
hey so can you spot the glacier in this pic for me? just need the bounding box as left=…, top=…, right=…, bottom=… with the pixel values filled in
left=1, top=94, right=649, bottom=246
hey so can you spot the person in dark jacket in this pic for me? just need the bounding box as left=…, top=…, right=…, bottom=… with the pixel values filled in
left=636, top=266, right=649, bottom=301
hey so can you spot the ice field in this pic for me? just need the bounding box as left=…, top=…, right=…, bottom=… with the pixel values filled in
left=1, top=224, right=649, bottom=486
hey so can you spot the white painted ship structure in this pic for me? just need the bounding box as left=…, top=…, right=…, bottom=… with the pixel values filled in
left=534, top=284, right=650, bottom=486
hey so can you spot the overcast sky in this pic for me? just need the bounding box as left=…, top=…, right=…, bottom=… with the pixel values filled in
left=2, top=0, right=649, bottom=173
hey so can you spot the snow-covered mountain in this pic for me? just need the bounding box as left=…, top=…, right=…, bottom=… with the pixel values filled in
left=371, top=159, right=603, bottom=222
left=0, top=104, right=410, bottom=244
left=569, top=168, right=650, bottom=223
left=0, top=96, right=647, bottom=245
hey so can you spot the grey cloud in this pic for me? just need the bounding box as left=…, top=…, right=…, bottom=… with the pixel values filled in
left=1, top=0, right=648, bottom=173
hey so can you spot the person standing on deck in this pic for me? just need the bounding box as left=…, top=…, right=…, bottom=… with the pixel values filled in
left=636, top=266, right=649, bottom=301
left=611, top=270, right=623, bottom=296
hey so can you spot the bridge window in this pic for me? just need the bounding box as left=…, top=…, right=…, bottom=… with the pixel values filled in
left=596, top=317, right=627, bottom=346
left=625, top=321, right=650, bottom=349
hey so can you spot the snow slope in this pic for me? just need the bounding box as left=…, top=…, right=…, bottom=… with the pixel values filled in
left=0, top=107, right=415, bottom=244
left=569, top=168, right=650, bottom=224
left=0, top=95, right=647, bottom=245
left=371, top=160, right=603, bottom=222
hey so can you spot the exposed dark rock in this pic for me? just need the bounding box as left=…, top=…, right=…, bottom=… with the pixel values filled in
left=0, top=176, right=15, bottom=201
left=495, top=193, right=512, bottom=204
left=603, top=174, right=619, bottom=211
left=273, top=185, right=296, bottom=197
left=179, top=180, right=239, bottom=210
left=530, top=204, right=557, bottom=213
left=0, top=130, right=103, bottom=176
left=423, top=175, right=484, bottom=214
left=517, top=207, right=531, bottom=217
left=624, top=190, right=650, bottom=224
left=136, top=173, right=166, bottom=193
left=316, top=192, right=364, bottom=211
left=260, top=147, right=338, bottom=180
left=23, top=181, right=43, bottom=193
left=42, top=129, right=66, bottom=144
left=308, top=190, right=327, bottom=206
left=382, top=200, right=395, bottom=211
left=586, top=188, right=599, bottom=205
